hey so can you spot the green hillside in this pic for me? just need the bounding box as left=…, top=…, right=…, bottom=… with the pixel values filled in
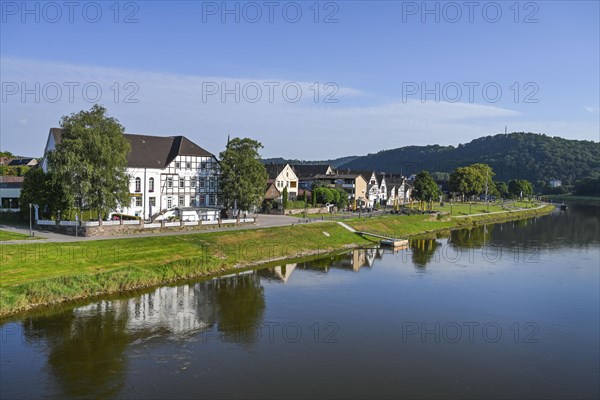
left=338, top=133, right=600, bottom=183
left=262, top=155, right=360, bottom=168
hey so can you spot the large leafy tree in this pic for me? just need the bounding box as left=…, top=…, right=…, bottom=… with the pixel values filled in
left=412, top=170, right=441, bottom=210
left=219, top=138, right=268, bottom=211
left=19, top=168, right=67, bottom=219
left=47, top=105, right=131, bottom=218
left=494, top=181, right=509, bottom=198
left=449, top=163, right=495, bottom=200
left=508, top=179, right=533, bottom=198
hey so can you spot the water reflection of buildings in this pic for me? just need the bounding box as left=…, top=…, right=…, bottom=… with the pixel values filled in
left=21, top=271, right=266, bottom=398
left=74, top=283, right=217, bottom=337
left=259, top=248, right=385, bottom=283
left=336, top=248, right=384, bottom=271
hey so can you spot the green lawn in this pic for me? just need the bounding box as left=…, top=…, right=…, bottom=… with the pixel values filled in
left=0, top=230, right=34, bottom=241
left=346, top=214, right=456, bottom=238
left=430, top=200, right=539, bottom=215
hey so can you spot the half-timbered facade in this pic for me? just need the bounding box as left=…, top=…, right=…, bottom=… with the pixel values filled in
left=43, top=129, right=221, bottom=220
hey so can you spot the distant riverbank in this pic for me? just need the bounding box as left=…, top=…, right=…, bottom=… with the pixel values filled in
left=0, top=204, right=554, bottom=317
left=545, top=194, right=600, bottom=205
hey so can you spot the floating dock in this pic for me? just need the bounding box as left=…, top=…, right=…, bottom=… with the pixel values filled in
left=380, top=238, right=409, bottom=248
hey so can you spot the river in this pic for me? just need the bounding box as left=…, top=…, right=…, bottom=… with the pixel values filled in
left=1, top=203, right=598, bottom=399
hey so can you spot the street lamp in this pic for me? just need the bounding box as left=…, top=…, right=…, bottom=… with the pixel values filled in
left=29, top=203, right=32, bottom=236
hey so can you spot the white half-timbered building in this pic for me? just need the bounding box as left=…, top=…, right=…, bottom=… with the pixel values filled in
left=43, top=128, right=222, bottom=220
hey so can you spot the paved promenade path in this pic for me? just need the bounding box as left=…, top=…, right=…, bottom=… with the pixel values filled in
left=0, top=214, right=318, bottom=245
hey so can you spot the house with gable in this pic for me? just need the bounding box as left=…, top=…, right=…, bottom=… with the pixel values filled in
left=291, top=164, right=334, bottom=190
left=43, top=128, right=222, bottom=220
left=264, top=163, right=299, bottom=200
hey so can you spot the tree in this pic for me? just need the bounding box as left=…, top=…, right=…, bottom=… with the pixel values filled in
left=336, top=188, right=349, bottom=209
left=450, top=166, right=481, bottom=200
left=47, top=105, right=131, bottom=219
left=314, top=187, right=334, bottom=204
left=494, top=181, right=509, bottom=198
left=219, top=137, right=268, bottom=211
left=449, top=163, right=495, bottom=200
left=574, top=177, right=600, bottom=196
left=19, top=168, right=67, bottom=219
left=282, top=187, right=288, bottom=209
left=412, top=171, right=441, bottom=210
left=508, top=179, right=533, bottom=198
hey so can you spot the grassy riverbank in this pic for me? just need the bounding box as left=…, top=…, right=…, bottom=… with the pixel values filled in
left=545, top=194, right=600, bottom=204
left=0, top=204, right=554, bottom=317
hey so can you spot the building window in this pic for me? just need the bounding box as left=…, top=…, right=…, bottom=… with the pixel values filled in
left=135, top=196, right=142, bottom=207
left=290, top=181, right=297, bottom=188
left=209, top=177, right=215, bottom=188
left=191, top=177, right=197, bottom=188
left=149, top=177, right=155, bottom=192
left=167, top=177, right=173, bottom=188
left=200, top=178, right=205, bottom=188
left=199, top=194, right=206, bottom=205
left=179, top=176, right=185, bottom=188
left=179, top=196, right=185, bottom=206
left=201, top=162, right=206, bottom=169
left=175, top=161, right=180, bottom=168
left=167, top=197, right=173, bottom=209
left=186, top=162, right=191, bottom=169
left=149, top=197, right=156, bottom=207
left=135, top=177, right=141, bottom=192
left=209, top=194, right=215, bottom=206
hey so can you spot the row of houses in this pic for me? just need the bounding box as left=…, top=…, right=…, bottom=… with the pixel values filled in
left=2, top=128, right=414, bottom=218
left=263, top=163, right=413, bottom=208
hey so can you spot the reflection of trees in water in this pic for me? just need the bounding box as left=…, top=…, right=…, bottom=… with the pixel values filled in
left=22, top=306, right=129, bottom=399
left=409, top=239, right=441, bottom=267
left=20, top=271, right=267, bottom=398
left=449, top=225, right=493, bottom=249
left=489, top=205, right=600, bottom=248
left=211, top=272, right=265, bottom=345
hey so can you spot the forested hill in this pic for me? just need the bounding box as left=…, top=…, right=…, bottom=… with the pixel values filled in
left=262, top=156, right=359, bottom=168
left=338, top=133, right=600, bottom=183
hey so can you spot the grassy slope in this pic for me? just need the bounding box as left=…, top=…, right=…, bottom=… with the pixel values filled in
left=0, top=205, right=554, bottom=317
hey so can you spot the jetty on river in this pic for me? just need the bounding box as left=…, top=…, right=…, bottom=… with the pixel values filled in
left=336, top=222, right=409, bottom=248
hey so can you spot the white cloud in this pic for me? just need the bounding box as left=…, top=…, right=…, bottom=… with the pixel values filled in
left=1, top=57, right=598, bottom=159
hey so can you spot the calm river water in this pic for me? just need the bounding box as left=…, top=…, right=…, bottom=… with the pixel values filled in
left=1, top=203, right=599, bottom=399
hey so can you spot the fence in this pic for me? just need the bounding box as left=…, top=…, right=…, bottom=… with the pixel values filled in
left=34, top=217, right=256, bottom=237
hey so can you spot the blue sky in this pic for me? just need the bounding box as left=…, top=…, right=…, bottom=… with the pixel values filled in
left=1, top=0, right=599, bottom=159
